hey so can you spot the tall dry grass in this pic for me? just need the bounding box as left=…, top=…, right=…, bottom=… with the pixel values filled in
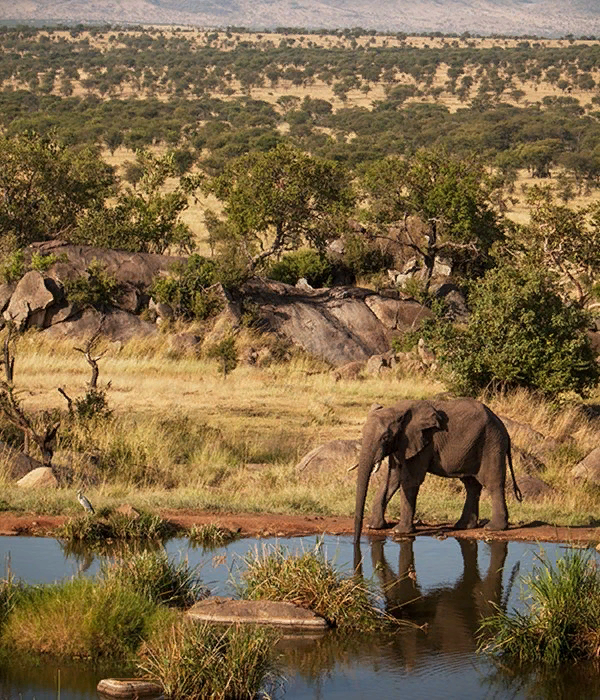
left=0, top=331, right=599, bottom=527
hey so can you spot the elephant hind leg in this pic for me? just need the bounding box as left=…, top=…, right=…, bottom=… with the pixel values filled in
left=454, top=476, right=482, bottom=530
left=484, top=488, right=509, bottom=531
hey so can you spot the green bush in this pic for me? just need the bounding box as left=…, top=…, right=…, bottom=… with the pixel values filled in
left=63, top=259, right=122, bottom=310
left=422, top=264, right=599, bottom=397
left=150, top=254, right=222, bottom=320
left=1, top=577, right=159, bottom=660
left=340, top=233, right=394, bottom=279
left=268, top=249, right=332, bottom=287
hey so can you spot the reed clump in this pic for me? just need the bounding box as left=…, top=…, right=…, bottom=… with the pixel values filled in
left=57, top=511, right=180, bottom=543
left=188, top=523, right=240, bottom=549
left=1, top=577, right=161, bottom=659
left=100, top=550, right=203, bottom=608
left=238, top=542, right=383, bottom=631
left=479, top=548, right=600, bottom=665
left=137, top=619, right=282, bottom=700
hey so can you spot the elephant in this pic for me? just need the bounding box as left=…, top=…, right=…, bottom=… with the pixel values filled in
left=353, top=398, right=522, bottom=543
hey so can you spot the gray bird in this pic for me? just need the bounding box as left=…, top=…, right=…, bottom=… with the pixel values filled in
left=77, top=490, right=95, bottom=515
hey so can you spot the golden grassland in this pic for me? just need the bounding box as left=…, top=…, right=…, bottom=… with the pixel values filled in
left=1, top=331, right=599, bottom=530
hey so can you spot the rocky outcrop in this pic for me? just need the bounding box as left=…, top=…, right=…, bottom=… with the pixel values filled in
left=232, top=278, right=432, bottom=367
left=3, top=243, right=433, bottom=366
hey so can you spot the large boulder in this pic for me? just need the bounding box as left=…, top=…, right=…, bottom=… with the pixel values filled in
left=571, top=447, right=600, bottom=485
left=0, top=441, right=44, bottom=480
left=232, top=278, right=431, bottom=367
left=42, top=307, right=157, bottom=342
left=4, top=270, right=57, bottom=329
left=295, top=439, right=361, bottom=476
left=16, top=467, right=58, bottom=489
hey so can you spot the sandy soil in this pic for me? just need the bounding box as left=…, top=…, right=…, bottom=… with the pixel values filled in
left=0, top=511, right=598, bottom=545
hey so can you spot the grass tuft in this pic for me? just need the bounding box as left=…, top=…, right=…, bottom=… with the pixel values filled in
left=237, top=541, right=383, bottom=631
left=479, top=548, right=600, bottom=665
left=137, top=619, right=282, bottom=700
left=57, top=511, right=180, bottom=543
left=188, top=523, right=240, bottom=549
left=100, top=550, right=204, bottom=609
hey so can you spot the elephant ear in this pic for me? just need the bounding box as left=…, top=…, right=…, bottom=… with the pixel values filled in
left=404, top=402, right=441, bottom=460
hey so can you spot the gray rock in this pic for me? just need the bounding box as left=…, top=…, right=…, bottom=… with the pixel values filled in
left=572, top=447, right=600, bottom=485
left=42, top=308, right=157, bottom=342
left=234, top=278, right=431, bottom=367
left=149, top=298, right=174, bottom=320
left=169, top=332, right=201, bottom=356
left=510, top=473, right=553, bottom=501
left=295, top=439, right=361, bottom=476
left=366, top=354, right=387, bottom=376
left=5, top=270, right=57, bottom=329
left=0, top=282, right=16, bottom=314
left=17, top=467, right=58, bottom=489
left=187, top=596, right=328, bottom=629
left=0, top=441, right=44, bottom=480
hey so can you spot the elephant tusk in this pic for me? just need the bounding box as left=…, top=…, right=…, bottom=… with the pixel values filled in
left=348, top=460, right=382, bottom=474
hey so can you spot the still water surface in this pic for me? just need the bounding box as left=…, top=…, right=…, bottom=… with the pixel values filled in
left=0, top=534, right=598, bottom=700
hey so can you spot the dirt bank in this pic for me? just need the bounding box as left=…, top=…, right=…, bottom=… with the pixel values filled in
left=0, top=510, right=598, bottom=544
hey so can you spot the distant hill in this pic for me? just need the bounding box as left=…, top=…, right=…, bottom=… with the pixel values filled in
left=2, top=0, right=600, bottom=37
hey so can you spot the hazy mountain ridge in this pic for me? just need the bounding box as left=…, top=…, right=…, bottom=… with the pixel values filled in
left=2, top=0, right=600, bottom=36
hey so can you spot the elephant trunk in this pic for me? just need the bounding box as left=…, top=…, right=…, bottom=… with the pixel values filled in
left=353, top=444, right=380, bottom=544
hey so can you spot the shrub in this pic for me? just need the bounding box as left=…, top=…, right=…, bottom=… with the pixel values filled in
left=63, top=259, right=122, bottom=310
left=422, top=264, right=599, bottom=397
left=340, top=232, right=394, bottom=279
left=237, top=543, right=382, bottom=631
left=57, top=511, right=179, bottom=543
left=188, top=523, right=240, bottom=549
left=268, top=249, right=332, bottom=287
left=479, top=548, right=600, bottom=665
left=206, top=334, right=238, bottom=377
left=0, top=250, right=25, bottom=283
left=150, top=254, right=222, bottom=320
left=137, top=619, right=281, bottom=700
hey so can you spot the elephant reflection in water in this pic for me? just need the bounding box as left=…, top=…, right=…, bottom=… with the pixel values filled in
left=371, top=538, right=518, bottom=667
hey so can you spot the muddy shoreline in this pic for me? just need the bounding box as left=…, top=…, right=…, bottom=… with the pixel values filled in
left=0, top=510, right=598, bottom=544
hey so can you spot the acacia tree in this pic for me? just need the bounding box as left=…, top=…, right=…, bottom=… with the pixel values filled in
left=202, top=143, right=355, bottom=270
left=71, top=149, right=201, bottom=254
left=0, top=131, right=115, bottom=249
left=518, top=185, right=600, bottom=306
left=359, top=148, right=505, bottom=291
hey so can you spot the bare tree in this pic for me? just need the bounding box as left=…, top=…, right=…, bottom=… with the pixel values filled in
left=0, top=323, right=59, bottom=468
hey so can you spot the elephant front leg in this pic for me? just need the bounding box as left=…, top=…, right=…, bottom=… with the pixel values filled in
left=367, top=459, right=400, bottom=530
left=392, top=480, right=419, bottom=534
left=454, top=476, right=482, bottom=530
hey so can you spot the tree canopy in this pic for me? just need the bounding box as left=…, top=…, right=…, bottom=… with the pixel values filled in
left=203, top=143, right=355, bottom=269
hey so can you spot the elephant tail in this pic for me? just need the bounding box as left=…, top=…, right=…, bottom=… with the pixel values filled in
left=507, top=439, right=523, bottom=502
